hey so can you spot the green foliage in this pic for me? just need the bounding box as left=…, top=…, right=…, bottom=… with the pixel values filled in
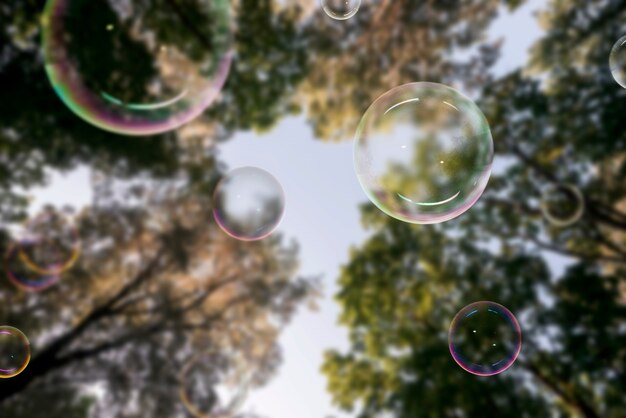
left=322, top=1, right=626, bottom=417
left=325, top=210, right=555, bottom=417
left=208, top=0, right=310, bottom=132
left=300, top=0, right=506, bottom=140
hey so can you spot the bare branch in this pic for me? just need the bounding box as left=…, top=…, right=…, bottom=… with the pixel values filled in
left=523, top=234, right=626, bottom=264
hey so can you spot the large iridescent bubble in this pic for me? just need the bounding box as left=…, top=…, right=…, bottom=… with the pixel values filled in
left=354, top=82, right=493, bottom=224
left=0, top=326, right=31, bottom=379
left=449, top=301, right=522, bottom=377
left=42, top=0, right=232, bottom=136
left=213, top=167, right=285, bottom=241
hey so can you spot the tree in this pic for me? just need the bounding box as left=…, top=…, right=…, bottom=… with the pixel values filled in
left=0, top=0, right=317, bottom=416
left=322, top=0, right=626, bottom=417
left=0, top=175, right=317, bottom=417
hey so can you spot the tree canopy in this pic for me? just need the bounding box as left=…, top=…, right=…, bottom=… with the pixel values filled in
left=0, top=174, right=317, bottom=417
left=0, top=0, right=315, bottom=416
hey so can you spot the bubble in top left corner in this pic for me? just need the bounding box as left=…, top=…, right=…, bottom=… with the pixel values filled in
left=41, top=0, right=233, bottom=136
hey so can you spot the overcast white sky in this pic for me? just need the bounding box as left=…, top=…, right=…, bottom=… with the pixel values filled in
left=24, top=1, right=545, bottom=417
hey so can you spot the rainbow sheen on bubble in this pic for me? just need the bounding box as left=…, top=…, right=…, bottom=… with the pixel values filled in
left=540, top=183, right=584, bottom=227
left=354, top=82, right=493, bottom=224
left=19, top=210, right=80, bottom=275
left=213, top=167, right=285, bottom=241
left=321, top=0, right=361, bottom=20
left=42, top=0, right=232, bottom=136
left=449, top=301, right=522, bottom=377
left=5, top=242, right=62, bottom=291
left=610, top=35, right=626, bottom=88
left=4, top=210, right=79, bottom=292
left=0, top=326, right=31, bottom=379
left=180, top=352, right=250, bottom=418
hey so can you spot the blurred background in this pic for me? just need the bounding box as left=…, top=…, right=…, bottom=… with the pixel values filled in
left=1, top=0, right=626, bottom=417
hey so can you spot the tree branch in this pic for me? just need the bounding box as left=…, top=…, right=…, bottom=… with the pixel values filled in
left=180, top=294, right=250, bottom=331
left=522, top=361, right=600, bottom=418
left=176, top=273, right=241, bottom=314
left=523, top=233, right=626, bottom=264
left=0, top=246, right=168, bottom=402
left=482, top=196, right=541, bottom=217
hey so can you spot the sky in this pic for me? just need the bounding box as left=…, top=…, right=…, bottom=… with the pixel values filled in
left=23, top=1, right=545, bottom=417
left=220, top=2, right=545, bottom=417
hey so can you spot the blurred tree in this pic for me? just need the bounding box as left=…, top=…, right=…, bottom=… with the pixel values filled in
left=322, top=0, right=626, bottom=417
left=0, top=174, right=317, bottom=417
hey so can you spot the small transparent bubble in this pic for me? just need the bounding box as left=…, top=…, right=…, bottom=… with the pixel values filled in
left=610, top=35, right=626, bottom=88
left=540, top=183, right=584, bottom=227
left=354, top=82, right=494, bottom=224
left=213, top=167, right=285, bottom=241
left=180, top=352, right=250, bottom=418
left=321, top=0, right=361, bottom=20
left=0, top=326, right=31, bottom=379
left=41, top=0, right=232, bottom=136
left=449, top=301, right=522, bottom=376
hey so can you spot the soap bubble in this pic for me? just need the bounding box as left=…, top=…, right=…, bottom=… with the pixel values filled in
left=213, top=167, right=285, bottom=241
left=321, top=0, right=361, bottom=20
left=0, top=326, right=31, bottom=379
left=4, top=242, right=62, bottom=292
left=610, top=35, right=626, bottom=88
left=449, top=301, right=522, bottom=376
left=354, top=82, right=494, bottom=224
left=18, top=210, right=80, bottom=275
left=180, top=352, right=250, bottom=418
left=42, top=0, right=232, bottom=136
left=540, top=183, right=584, bottom=227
